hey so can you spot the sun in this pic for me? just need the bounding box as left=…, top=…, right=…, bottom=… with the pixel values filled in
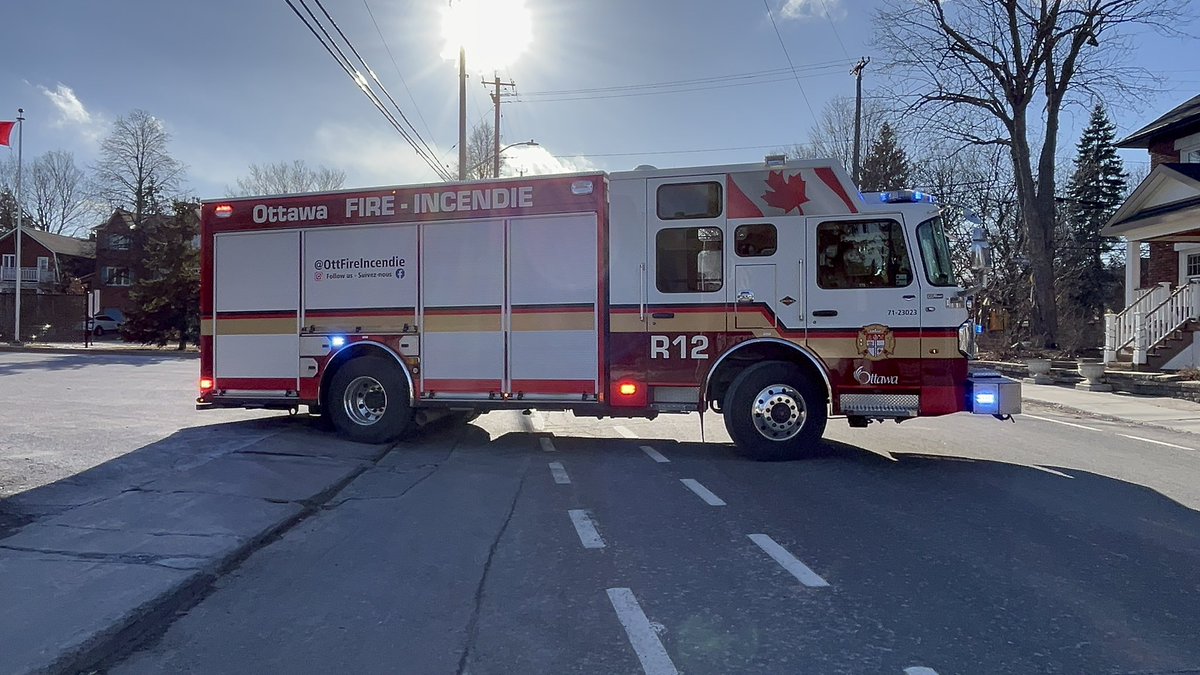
left=441, top=0, right=533, bottom=73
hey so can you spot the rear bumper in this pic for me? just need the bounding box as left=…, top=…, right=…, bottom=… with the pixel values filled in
left=967, top=370, right=1022, bottom=416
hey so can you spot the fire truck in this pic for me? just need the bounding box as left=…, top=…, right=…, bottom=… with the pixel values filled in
left=196, top=158, right=1019, bottom=460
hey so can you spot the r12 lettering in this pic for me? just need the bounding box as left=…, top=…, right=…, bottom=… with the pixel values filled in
left=651, top=335, right=709, bottom=359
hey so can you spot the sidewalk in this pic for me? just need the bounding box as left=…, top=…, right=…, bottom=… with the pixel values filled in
left=1022, top=382, right=1200, bottom=435
left=0, top=341, right=198, bottom=358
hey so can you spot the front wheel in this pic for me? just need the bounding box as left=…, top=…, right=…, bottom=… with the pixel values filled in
left=722, top=361, right=827, bottom=461
left=326, top=356, right=413, bottom=444
left=93, top=326, right=105, bottom=337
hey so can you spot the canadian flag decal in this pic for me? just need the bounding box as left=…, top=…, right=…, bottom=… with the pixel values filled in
left=726, top=167, right=860, bottom=219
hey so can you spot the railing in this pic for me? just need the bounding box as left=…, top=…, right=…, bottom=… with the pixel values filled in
left=1105, top=281, right=1200, bottom=365
left=0, top=266, right=43, bottom=283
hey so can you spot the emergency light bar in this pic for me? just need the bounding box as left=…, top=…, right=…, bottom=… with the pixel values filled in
left=878, top=190, right=937, bottom=204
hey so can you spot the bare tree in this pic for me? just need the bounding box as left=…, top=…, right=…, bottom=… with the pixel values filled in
left=463, top=121, right=502, bottom=180
left=875, top=0, right=1188, bottom=347
left=231, top=160, right=346, bottom=196
left=28, top=150, right=96, bottom=235
left=93, top=109, right=185, bottom=227
left=789, top=96, right=891, bottom=171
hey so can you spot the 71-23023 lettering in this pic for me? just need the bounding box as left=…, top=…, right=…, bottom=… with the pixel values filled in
left=650, top=335, right=709, bottom=359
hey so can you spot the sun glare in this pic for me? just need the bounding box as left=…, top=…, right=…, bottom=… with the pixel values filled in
left=441, top=0, right=533, bottom=73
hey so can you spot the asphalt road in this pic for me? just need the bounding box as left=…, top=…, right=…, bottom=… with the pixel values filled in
left=92, top=398, right=1200, bottom=673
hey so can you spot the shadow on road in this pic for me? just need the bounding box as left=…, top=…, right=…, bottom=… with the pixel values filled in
left=0, top=351, right=192, bottom=375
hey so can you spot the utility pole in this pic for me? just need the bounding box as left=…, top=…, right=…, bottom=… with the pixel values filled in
left=458, top=47, right=467, bottom=181
left=484, top=75, right=517, bottom=178
left=850, top=56, right=869, bottom=186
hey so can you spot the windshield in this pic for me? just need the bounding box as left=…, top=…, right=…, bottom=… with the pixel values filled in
left=916, top=216, right=956, bottom=287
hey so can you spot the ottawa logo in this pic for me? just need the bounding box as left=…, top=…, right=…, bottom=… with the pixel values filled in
left=854, top=365, right=899, bottom=385
left=856, top=323, right=895, bottom=361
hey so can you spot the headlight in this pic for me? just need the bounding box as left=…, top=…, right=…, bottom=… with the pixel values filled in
left=958, top=321, right=977, bottom=359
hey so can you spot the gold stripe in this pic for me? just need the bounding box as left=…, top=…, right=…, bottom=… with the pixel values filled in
left=201, top=318, right=213, bottom=336
left=511, top=312, right=594, bottom=331
left=214, top=318, right=297, bottom=335
left=610, top=314, right=645, bottom=333
left=423, top=313, right=501, bottom=332
left=304, top=314, right=416, bottom=334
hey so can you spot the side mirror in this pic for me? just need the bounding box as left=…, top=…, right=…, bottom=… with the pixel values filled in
left=969, top=226, right=991, bottom=285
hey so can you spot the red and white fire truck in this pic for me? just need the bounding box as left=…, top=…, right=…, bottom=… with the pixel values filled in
left=197, top=158, right=1019, bottom=459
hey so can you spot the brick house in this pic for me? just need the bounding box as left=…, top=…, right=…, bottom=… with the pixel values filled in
left=0, top=228, right=95, bottom=292
left=1101, top=93, right=1200, bottom=368
left=92, top=209, right=172, bottom=318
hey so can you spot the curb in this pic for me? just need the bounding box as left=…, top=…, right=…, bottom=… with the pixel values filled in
left=1022, top=395, right=1200, bottom=438
left=0, top=345, right=199, bottom=359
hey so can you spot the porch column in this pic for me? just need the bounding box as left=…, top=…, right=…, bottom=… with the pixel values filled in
left=1125, top=239, right=1141, bottom=308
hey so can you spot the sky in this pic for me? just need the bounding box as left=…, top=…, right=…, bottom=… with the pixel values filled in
left=1, top=0, right=1197, bottom=205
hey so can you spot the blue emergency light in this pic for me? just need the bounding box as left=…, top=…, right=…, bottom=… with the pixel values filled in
left=331, top=335, right=346, bottom=348
left=879, top=189, right=938, bottom=204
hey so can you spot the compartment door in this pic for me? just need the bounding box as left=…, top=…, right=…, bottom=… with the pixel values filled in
left=420, top=219, right=505, bottom=396
left=507, top=214, right=600, bottom=398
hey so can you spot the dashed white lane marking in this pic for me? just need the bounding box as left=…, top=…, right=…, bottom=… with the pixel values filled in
left=748, top=534, right=829, bottom=588
left=539, top=438, right=556, bottom=452
left=680, top=478, right=726, bottom=506
left=1022, top=414, right=1101, bottom=432
left=640, top=445, right=670, bottom=463
left=548, top=461, right=571, bottom=484
left=568, top=509, right=606, bottom=549
left=614, top=425, right=638, bottom=439
left=1117, top=433, right=1194, bottom=451
left=606, top=588, right=679, bottom=675
left=904, top=668, right=939, bottom=675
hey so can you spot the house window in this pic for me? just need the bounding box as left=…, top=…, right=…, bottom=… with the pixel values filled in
left=816, top=219, right=913, bottom=289
left=1187, top=253, right=1200, bottom=278
left=103, top=266, right=132, bottom=287
left=108, top=233, right=132, bottom=250
left=1, top=253, right=13, bottom=268
left=656, top=182, right=723, bottom=220
left=656, top=226, right=723, bottom=293
left=1185, top=147, right=1200, bottom=164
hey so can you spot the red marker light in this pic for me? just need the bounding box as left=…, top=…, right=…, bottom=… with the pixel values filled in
left=199, top=378, right=214, bottom=391
left=618, top=383, right=638, bottom=396
left=213, top=204, right=233, bottom=218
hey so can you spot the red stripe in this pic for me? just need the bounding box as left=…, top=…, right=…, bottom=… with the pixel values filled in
left=814, top=166, right=858, bottom=214
left=217, top=377, right=295, bottom=390
left=422, top=378, right=502, bottom=393
left=423, top=306, right=501, bottom=315
left=725, top=174, right=764, bottom=219
left=511, top=379, right=597, bottom=394
left=215, top=311, right=297, bottom=320
left=510, top=304, right=594, bottom=314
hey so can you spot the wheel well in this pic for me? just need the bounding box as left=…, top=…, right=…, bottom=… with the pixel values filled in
left=705, top=340, right=829, bottom=409
left=319, top=342, right=414, bottom=409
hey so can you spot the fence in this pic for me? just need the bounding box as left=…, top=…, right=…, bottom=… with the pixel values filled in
left=0, top=292, right=89, bottom=342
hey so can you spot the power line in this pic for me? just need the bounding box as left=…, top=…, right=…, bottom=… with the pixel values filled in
left=521, top=61, right=848, bottom=97
left=285, top=0, right=452, bottom=180
left=816, top=0, right=852, bottom=63
left=311, top=0, right=444, bottom=173
left=762, top=0, right=818, bottom=124
left=362, top=0, right=436, bottom=144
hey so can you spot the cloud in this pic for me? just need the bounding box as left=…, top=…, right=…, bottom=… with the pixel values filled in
left=780, top=0, right=844, bottom=21
left=501, top=145, right=596, bottom=177
left=313, top=122, right=453, bottom=186
left=38, top=83, right=105, bottom=142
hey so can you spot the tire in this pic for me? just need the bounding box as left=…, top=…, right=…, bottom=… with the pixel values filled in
left=722, top=360, right=827, bottom=461
left=326, top=356, right=413, bottom=444
left=93, top=326, right=105, bottom=337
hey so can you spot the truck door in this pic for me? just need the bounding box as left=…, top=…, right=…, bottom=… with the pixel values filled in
left=728, top=217, right=804, bottom=335
left=643, top=176, right=726, bottom=399
left=804, top=215, right=922, bottom=415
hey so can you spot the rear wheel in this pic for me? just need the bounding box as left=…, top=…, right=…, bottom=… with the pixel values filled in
left=327, top=356, right=413, bottom=444
left=93, top=326, right=105, bottom=337
left=723, top=361, right=827, bottom=461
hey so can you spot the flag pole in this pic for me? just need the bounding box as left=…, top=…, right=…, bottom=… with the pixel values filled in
left=11, top=108, right=23, bottom=345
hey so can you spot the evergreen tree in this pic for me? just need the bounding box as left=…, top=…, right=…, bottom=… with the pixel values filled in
left=1058, top=104, right=1127, bottom=350
left=121, top=200, right=200, bottom=350
left=858, top=122, right=912, bottom=192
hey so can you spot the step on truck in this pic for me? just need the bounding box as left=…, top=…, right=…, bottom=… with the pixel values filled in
left=196, top=157, right=1020, bottom=460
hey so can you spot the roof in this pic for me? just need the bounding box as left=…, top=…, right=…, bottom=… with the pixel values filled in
left=0, top=228, right=95, bottom=259
left=1102, top=163, right=1200, bottom=240
left=1118, top=94, right=1200, bottom=148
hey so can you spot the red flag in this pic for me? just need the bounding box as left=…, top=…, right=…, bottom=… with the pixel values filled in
left=0, top=121, right=13, bottom=147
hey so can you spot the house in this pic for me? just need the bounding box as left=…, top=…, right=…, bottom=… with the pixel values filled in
left=92, top=209, right=170, bottom=318
left=1102, top=93, right=1200, bottom=369
left=0, top=228, right=96, bottom=293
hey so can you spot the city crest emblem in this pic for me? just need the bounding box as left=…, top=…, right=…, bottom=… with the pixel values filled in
left=856, top=323, right=895, bottom=361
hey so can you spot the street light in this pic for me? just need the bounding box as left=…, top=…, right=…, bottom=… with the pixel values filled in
left=466, top=139, right=538, bottom=178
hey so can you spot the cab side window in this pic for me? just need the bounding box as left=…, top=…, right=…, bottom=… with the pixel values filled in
left=734, top=223, right=777, bottom=257
left=656, top=182, right=722, bottom=220
left=816, top=219, right=912, bottom=289
left=656, top=227, right=723, bottom=293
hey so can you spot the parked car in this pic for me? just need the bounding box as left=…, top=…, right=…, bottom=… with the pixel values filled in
left=78, top=313, right=124, bottom=337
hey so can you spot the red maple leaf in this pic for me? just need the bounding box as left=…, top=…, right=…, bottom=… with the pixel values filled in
left=761, top=171, right=809, bottom=214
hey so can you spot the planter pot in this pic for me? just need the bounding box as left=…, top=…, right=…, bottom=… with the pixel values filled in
left=1024, top=357, right=1054, bottom=385
left=1076, top=359, right=1112, bottom=391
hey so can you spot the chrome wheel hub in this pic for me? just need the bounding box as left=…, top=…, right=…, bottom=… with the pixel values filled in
left=344, top=376, right=387, bottom=426
left=751, top=384, right=806, bottom=441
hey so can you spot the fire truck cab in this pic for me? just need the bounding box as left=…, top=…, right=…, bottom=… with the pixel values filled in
left=197, top=158, right=1019, bottom=460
